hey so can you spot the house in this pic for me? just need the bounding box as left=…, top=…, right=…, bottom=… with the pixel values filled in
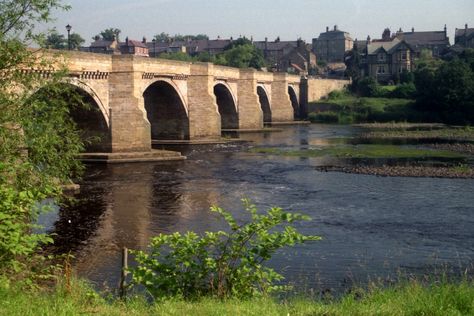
left=312, top=25, right=353, bottom=63
left=395, top=26, right=450, bottom=57
left=276, top=40, right=317, bottom=74
left=119, top=37, right=149, bottom=57
left=89, top=36, right=149, bottom=57
left=455, top=24, right=474, bottom=48
left=253, top=37, right=299, bottom=68
left=89, top=35, right=119, bottom=54
left=362, top=37, right=415, bottom=83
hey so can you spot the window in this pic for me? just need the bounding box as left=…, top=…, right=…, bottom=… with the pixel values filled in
left=377, top=66, right=386, bottom=74
left=378, top=53, right=386, bottom=62
left=401, top=51, right=407, bottom=60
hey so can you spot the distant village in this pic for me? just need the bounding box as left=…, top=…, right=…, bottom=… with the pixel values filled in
left=79, top=24, right=474, bottom=83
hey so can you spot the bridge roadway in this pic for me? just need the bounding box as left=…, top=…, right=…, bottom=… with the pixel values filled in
left=46, top=51, right=348, bottom=161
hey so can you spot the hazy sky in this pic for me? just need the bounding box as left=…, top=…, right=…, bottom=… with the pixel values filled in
left=46, top=0, right=473, bottom=44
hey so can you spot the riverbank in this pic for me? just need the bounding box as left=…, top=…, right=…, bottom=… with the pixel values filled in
left=316, top=164, right=474, bottom=179
left=1, top=278, right=473, bottom=315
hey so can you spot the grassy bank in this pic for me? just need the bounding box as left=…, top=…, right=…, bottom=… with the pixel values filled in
left=250, top=144, right=465, bottom=159
left=308, top=91, right=427, bottom=124
left=1, top=279, right=473, bottom=315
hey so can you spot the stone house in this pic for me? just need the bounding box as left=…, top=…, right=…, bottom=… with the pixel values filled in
left=395, top=26, right=450, bottom=57
left=455, top=24, right=474, bottom=48
left=253, top=37, right=299, bottom=68
left=277, top=40, right=317, bottom=74
left=312, top=25, right=353, bottom=63
left=361, top=38, right=415, bottom=83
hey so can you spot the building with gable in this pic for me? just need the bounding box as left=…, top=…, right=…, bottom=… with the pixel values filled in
left=455, top=24, right=474, bottom=48
left=361, top=37, right=415, bottom=83
left=395, top=26, right=450, bottom=57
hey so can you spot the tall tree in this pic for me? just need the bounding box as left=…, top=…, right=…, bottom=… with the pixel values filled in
left=68, top=32, right=84, bottom=49
left=43, top=29, right=66, bottom=49
left=96, top=27, right=121, bottom=41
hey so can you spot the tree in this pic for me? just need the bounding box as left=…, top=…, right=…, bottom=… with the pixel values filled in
left=344, top=43, right=361, bottom=82
left=1, top=0, right=86, bottom=279
left=69, top=32, right=84, bottom=49
left=43, top=29, right=66, bottom=49
left=154, top=32, right=171, bottom=42
left=96, top=27, right=120, bottom=41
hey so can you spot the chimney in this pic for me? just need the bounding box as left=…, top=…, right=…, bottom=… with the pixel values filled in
left=466, top=23, right=469, bottom=31
left=265, top=37, right=268, bottom=51
left=125, top=36, right=129, bottom=46
left=142, top=36, right=147, bottom=44
left=334, top=25, right=338, bottom=31
left=412, top=27, right=415, bottom=32
left=94, top=35, right=100, bottom=41
left=367, top=35, right=371, bottom=44
left=444, top=24, right=447, bottom=36
left=326, top=26, right=329, bottom=32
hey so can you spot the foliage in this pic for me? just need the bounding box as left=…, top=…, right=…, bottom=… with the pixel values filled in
left=42, top=29, right=65, bottom=49
left=153, top=32, right=209, bottom=42
left=130, top=200, right=320, bottom=300
left=221, top=43, right=266, bottom=69
left=344, top=43, right=361, bottom=81
left=414, top=57, right=474, bottom=124
left=95, top=27, right=121, bottom=41
left=158, top=51, right=194, bottom=62
left=352, top=77, right=380, bottom=97
left=0, top=0, right=85, bottom=279
left=43, top=29, right=84, bottom=50
left=390, top=82, right=416, bottom=99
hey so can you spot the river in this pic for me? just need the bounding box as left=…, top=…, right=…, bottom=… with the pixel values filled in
left=45, top=124, right=474, bottom=295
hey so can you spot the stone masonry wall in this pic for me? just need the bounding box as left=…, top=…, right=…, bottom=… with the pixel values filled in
left=306, top=78, right=349, bottom=102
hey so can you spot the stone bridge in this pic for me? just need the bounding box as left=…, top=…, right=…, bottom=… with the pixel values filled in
left=49, top=51, right=348, bottom=155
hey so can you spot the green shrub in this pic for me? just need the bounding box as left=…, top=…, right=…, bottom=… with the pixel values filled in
left=130, top=200, right=320, bottom=300
left=308, top=111, right=339, bottom=123
left=390, top=83, right=417, bottom=99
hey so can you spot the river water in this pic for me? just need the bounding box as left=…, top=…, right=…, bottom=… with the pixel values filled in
left=47, top=124, right=474, bottom=295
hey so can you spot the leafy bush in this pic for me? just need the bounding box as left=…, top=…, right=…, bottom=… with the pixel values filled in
left=308, top=111, right=339, bottom=123
left=130, top=200, right=320, bottom=300
left=390, top=83, right=417, bottom=99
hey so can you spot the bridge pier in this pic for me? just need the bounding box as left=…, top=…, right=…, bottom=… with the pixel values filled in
left=109, top=55, right=151, bottom=152
left=271, top=73, right=294, bottom=122
left=237, top=69, right=264, bottom=130
left=187, top=63, right=221, bottom=140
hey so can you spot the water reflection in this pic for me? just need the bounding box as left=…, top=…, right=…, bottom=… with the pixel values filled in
left=52, top=124, right=474, bottom=294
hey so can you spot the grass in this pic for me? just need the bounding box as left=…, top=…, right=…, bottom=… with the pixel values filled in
left=250, top=144, right=466, bottom=159
left=1, top=278, right=474, bottom=315
left=361, top=126, right=474, bottom=141
left=308, top=91, right=425, bottom=124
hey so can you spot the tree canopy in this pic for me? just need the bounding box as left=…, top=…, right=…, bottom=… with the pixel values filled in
left=43, top=29, right=84, bottom=49
left=95, top=27, right=121, bottom=41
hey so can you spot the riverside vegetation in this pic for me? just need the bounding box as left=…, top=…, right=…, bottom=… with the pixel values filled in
left=1, top=1, right=474, bottom=315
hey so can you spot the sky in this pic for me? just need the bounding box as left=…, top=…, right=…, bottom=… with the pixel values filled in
left=45, top=0, right=474, bottom=44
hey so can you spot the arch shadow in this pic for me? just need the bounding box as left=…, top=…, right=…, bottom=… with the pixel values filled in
left=214, top=83, right=238, bottom=130
left=143, top=81, right=190, bottom=140
left=288, top=86, right=300, bottom=120
left=257, top=86, right=271, bottom=123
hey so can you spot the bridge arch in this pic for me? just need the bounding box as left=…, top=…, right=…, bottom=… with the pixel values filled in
left=257, top=86, right=271, bottom=123
left=32, top=82, right=111, bottom=152
left=143, top=80, right=190, bottom=140
left=288, top=86, right=300, bottom=119
left=214, top=83, right=238, bottom=130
